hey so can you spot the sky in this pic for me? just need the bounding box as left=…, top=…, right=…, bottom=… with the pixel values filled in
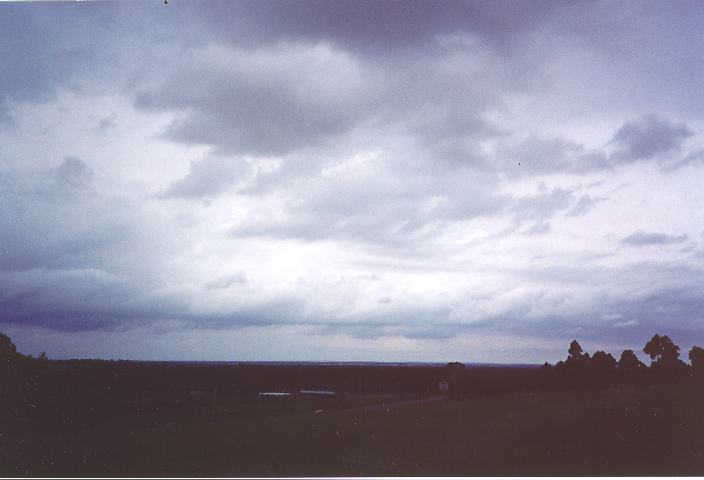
left=1, top=0, right=703, bottom=363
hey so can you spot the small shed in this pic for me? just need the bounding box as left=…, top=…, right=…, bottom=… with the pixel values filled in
left=438, top=380, right=449, bottom=393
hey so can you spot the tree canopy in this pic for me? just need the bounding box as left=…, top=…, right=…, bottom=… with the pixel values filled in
left=618, top=349, right=645, bottom=370
left=643, top=334, right=683, bottom=369
left=553, top=334, right=691, bottom=379
left=568, top=340, right=584, bottom=359
left=591, top=351, right=617, bottom=371
left=0, top=332, right=19, bottom=365
left=689, top=346, right=704, bottom=373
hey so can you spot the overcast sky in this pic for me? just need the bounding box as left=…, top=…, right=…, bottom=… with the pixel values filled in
left=1, top=1, right=703, bottom=363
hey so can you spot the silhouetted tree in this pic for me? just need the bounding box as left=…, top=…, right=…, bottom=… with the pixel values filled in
left=0, top=332, right=34, bottom=428
left=591, top=351, right=617, bottom=371
left=564, top=340, right=591, bottom=371
left=689, top=346, right=704, bottom=376
left=568, top=340, right=584, bottom=359
left=644, top=334, right=681, bottom=367
left=643, top=334, right=663, bottom=362
left=618, top=349, right=645, bottom=370
left=554, top=340, right=592, bottom=385
left=0, top=332, right=19, bottom=366
left=643, top=334, right=688, bottom=379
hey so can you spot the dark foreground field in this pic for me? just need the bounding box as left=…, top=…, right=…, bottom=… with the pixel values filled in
left=3, top=381, right=703, bottom=476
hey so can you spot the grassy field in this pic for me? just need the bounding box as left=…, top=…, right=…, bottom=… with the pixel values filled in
left=3, top=382, right=703, bottom=476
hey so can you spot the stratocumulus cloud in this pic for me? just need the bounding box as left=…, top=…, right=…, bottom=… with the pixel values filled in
left=1, top=1, right=704, bottom=362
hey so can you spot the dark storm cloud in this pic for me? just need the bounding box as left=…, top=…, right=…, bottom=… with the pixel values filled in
left=0, top=268, right=145, bottom=331
left=190, top=0, right=562, bottom=53
left=611, top=114, right=693, bottom=162
left=132, top=36, right=516, bottom=159
left=131, top=1, right=572, bottom=159
left=135, top=52, right=370, bottom=156
left=0, top=0, right=559, bottom=128
left=621, top=231, right=689, bottom=247
left=169, top=299, right=308, bottom=330
left=0, top=280, right=300, bottom=332
left=0, top=0, right=532, bottom=163
left=0, top=160, right=190, bottom=331
left=129, top=2, right=700, bottom=182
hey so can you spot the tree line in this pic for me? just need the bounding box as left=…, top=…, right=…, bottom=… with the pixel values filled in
left=545, top=333, right=704, bottom=376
